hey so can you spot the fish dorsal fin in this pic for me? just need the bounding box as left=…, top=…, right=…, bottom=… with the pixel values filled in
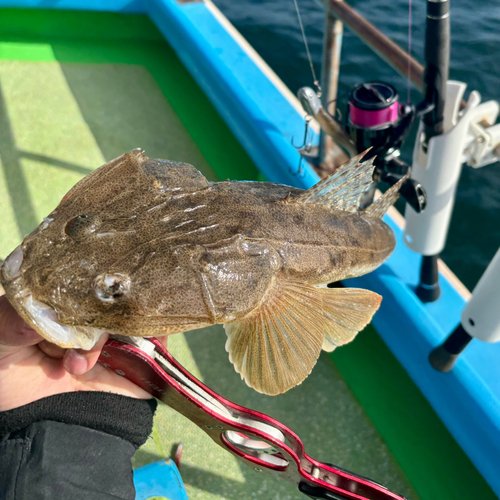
left=285, top=152, right=375, bottom=212
left=224, top=280, right=381, bottom=395
left=363, top=172, right=410, bottom=219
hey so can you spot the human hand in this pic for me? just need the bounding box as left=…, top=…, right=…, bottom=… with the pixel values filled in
left=0, top=294, right=152, bottom=412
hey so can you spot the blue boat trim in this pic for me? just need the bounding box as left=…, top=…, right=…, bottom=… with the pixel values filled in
left=134, top=459, right=188, bottom=500
left=1, top=0, right=498, bottom=496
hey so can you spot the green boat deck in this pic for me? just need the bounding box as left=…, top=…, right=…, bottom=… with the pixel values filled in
left=0, top=9, right=495, bottom=500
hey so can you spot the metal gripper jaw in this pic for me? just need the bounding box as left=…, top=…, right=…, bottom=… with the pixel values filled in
left=99, top=336, right=411, bottom=500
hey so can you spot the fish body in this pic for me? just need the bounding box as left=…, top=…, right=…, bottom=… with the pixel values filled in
left=1, top=149, right=402, bottom=395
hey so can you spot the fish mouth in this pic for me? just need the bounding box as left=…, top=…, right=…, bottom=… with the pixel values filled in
left=2, top=245, right=106, bottom=350
left=21, top=295, right=106, bottom=349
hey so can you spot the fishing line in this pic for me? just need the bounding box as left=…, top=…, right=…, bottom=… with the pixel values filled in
left=407, top=0, right=413, bottom=103
left=293, top=0, right=321, bottom=94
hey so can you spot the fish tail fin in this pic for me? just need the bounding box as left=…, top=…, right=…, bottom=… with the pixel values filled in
left=224, top=280, right=381, bottom=395
left=282, top=151, right=374, bottom=212
left=319, top=287, right=382, bottom=352
left=363, top=172, right=410, bottom=219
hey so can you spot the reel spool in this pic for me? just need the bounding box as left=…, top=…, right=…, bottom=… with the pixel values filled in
left=347, top=82, right=408, bottom=157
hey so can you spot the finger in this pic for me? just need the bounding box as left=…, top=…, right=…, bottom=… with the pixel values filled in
left=38, top=340, right=66, bottom=359
left=156, top=335, right=168, bottom=349
left=63, top=332, right=110, bottom=376
left=0, top=295, right=42, bottom=357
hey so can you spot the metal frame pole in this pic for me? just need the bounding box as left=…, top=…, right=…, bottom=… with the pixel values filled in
left=318, top=4, right=348, bottom=172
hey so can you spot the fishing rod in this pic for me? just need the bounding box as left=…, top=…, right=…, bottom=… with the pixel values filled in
left=421, top=0, right=450, bottom=150
left=414, top=0, right=450, bottom=302
left=403, top=0, right=500, bottom=318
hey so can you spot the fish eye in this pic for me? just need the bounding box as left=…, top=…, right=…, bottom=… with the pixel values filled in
left=65, top=215, right=101, bottom=239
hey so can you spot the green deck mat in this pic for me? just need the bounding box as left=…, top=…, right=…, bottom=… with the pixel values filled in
left=0, top=9, right=496, bottom=500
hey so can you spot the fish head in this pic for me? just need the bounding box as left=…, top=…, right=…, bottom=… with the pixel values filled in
left=0, top=149, right=211, bottom=349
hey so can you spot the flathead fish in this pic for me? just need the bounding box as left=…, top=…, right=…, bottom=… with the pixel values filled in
left=0, top=149, right=403, bottom=395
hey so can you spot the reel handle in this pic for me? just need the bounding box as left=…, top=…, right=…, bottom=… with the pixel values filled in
left=381, top=158, right=427, bottom=213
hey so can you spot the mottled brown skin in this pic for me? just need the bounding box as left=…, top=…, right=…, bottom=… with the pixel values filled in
left=1, top=149, right=394, bottom=338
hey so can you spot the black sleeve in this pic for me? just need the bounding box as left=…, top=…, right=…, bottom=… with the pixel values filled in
left=0, top=392, right=157, bottom=500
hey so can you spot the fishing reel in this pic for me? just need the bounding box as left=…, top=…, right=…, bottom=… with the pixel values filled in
left=345, top=82, right=426, bottom=212
left=298, top=81, right=427, bottom=212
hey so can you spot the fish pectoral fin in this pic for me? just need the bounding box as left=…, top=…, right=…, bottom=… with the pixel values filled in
left=224, top=281, right=381, bottom=395
left=282, top=151, right=374, bottom=212
left=319, top=287, right=382, bottom=352
left=224, top=280, right=324, bottom=396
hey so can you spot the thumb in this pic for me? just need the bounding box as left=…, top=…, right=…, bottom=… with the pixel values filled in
left=0, top=294, right=42, bottom=358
